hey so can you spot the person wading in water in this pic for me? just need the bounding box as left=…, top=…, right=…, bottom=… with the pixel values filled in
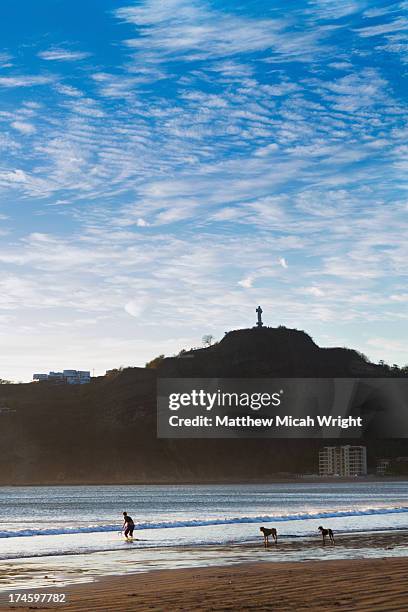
left=122, top=512, right=135, bottom=539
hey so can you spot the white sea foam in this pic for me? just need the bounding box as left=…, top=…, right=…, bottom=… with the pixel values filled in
left=0, top=505, right=407, bottom=539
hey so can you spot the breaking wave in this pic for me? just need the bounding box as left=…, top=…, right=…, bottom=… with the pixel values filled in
left=1, top=506, right=407, bottom=539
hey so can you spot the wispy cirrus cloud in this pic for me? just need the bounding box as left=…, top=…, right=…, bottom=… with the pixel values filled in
left=38, top=48, right=91, bottom=61
left=0, top=75, right=53, bottom=87
left=115, top=0, right=333, bottom=63
left=305, top=0, right=365, bottom=20
left=356, top=17, right=408, bottom=37
left=116, top=0, right=282, bottom=58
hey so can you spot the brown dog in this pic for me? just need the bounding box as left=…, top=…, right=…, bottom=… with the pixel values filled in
left=260, top=526, right=278, bottom=547
left=318, top=526, right=335, bottom=545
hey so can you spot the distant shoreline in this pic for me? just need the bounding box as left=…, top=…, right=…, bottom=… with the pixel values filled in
left=1, top=477, right=408, bottom=487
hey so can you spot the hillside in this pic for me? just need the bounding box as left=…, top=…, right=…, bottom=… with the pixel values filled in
left=0, top=326, right=406, bottom=485
left=159, top=327, right=389, bottom=378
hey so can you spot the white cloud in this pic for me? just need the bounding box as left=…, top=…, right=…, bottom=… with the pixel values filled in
left=92, top=72, right=135, bottom=98
left=124, top=297, right=150, bottom=317
left=255, top=143, right=279, bottom=157
left=38, top=48, right=91, bottom=61
left=0, top=169, right=27, bottom=183
left=375, top=34, right=408, bottom=63
left=311, top=68, right=389, bottom=112
left=356, top=18, right=408, bottom=38
left=0, top=133, right=20, bottom=152
left=0, top=75, right=53, bottom=87
left=238, top=276, right=253, bottom=289
left=303, top=286, right=325, bottom=297
left=390, top=293, right=408, bottom=302
left=11, top=121, right=36, bottom=135
left=55, top=84, right=83, bottom=97
left=211, top=208, right=242, bottom=222
left=328, top=62, right=353, bottom=70
left=278, top=257, right=288, bottom=268
left=306, top=0, right=364, bottom=20
left=363, top=8, right=396, bottom=19
left=115, top=0, right=330, bottom=63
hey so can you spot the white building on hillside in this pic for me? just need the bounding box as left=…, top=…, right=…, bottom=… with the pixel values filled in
left=319, top=445, right=367, bottom=477
left=33, top=370, right=91, bottom=384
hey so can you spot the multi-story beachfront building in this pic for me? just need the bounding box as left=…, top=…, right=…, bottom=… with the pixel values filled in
left=376, top=458, right=391, bottom=475
left=33, top=370, right=91, bottom=384
left=319, top=445, right=367, bottom=477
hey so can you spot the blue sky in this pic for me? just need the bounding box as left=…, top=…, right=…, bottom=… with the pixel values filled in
left=0, top=0, right=407, bottom=381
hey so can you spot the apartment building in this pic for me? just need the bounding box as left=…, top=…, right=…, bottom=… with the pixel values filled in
left=319, top=445, right=367, bottom=477
left=33, top=370, right=91, bottom=384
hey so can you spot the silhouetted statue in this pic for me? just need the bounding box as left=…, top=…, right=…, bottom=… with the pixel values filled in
left=256, top=306, right=263, bottom=328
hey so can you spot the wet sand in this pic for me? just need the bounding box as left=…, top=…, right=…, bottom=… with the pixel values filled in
left=3, top=557, right=408, bottom=611
left=1, top=531, right=408, bottom=611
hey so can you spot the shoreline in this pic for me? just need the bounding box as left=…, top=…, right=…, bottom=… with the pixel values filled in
left=0, top=529, right=407, bottom=597
left=1, top=477, right=407, bottom=486
left=3, top=557, right=408, bottom=611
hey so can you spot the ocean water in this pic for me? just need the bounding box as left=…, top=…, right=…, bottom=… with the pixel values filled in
left=0, top=482, right=407, bottom=561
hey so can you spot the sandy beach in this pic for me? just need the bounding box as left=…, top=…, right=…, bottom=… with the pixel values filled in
left=1, top=531, right=408, bottom=611
left=2, top=556, right=408, bottom=611
left=1, top=484, right=408, bottom=611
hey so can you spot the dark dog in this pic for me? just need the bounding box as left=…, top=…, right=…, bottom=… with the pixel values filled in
left=318, top=526, right=335, bottom=545
left=260, top=526, right=278, bottom=547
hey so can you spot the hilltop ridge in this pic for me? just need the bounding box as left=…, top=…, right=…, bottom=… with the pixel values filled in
left=158, top=326, right=390, bottom=378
